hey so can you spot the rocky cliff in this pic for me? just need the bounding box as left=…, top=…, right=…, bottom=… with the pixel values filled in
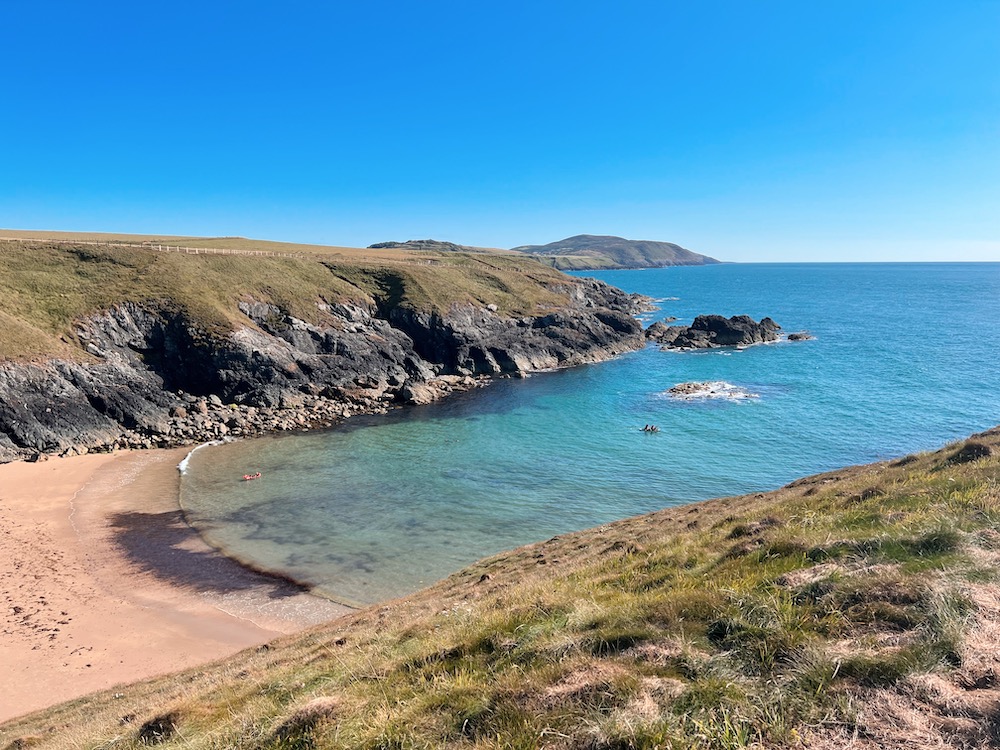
left=0, top=275, right=645, bottom=463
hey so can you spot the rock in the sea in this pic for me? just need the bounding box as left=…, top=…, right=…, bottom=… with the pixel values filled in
left=648, top=315, right=781, bottom=349
left=645, top=321, right=678, bottom=343
left=667, top=381, right=760, bottom=400
left=787, top=331, right=814, bottom=341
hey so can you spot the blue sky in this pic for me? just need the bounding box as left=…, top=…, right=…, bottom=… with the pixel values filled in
left=2, top=1, right=998, bottom=261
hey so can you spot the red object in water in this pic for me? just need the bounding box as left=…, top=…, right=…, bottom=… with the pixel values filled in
left=242, top=472, right=262, bottom=481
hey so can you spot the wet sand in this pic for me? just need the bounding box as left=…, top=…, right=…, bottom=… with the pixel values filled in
left=0, top=449, right=352, bottom=724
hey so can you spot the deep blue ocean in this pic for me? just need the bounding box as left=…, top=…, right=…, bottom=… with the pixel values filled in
left=180, top=263, right=1000, bottom=606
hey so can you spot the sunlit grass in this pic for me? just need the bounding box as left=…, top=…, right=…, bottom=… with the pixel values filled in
left=0, top=241, right=571, bottom=360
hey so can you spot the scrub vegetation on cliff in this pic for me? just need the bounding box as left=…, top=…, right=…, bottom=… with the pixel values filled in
left=3, top=429, right=998, bottom=749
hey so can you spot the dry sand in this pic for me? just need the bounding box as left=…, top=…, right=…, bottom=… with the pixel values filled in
left=0, top=449, right=351, bottom=724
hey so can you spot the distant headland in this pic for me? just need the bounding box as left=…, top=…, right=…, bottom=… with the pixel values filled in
left=370, top=234, right=721, bottom=270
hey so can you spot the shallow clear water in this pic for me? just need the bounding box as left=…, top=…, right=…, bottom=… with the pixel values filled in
left=180, top=263, right=1000, bottom=606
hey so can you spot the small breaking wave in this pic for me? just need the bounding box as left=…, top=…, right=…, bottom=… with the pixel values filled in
left=177, top=439, right=226, bottom=474
left=666, top=381, right=760, bottom=401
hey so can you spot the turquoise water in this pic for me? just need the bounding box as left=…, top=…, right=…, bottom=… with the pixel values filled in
left=180, top=263, right=1000, bottom=606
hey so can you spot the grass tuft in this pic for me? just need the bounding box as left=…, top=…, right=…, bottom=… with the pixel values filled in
left=137, top=711, right=181, bottom=745
left=270, top=697, right=340, bottom=749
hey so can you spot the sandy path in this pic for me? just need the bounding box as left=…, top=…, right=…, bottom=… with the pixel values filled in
left=0, top=449, right=351, bottom=723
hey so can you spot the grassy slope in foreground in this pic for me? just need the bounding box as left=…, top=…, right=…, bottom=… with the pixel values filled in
left=3, top=430, right=999, bottom=749
left=0, top=234, right=573, bottom=362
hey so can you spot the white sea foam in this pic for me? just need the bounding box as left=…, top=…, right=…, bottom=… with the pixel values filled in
left=666, top=381, right=760, bottom=401
left=177, top=439, right=226, bottom=474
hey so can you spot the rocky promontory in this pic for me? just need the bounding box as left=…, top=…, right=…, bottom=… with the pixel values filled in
left=647, top=314, right=781, bottom=349
left=0, top=250, right=647, bottom=463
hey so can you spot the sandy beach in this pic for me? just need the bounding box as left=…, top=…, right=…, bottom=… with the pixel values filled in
left=0, top=448, right=352, bottom=724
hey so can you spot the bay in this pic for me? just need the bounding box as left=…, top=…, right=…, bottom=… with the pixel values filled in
left=180, top=262, right=1000, bottom=606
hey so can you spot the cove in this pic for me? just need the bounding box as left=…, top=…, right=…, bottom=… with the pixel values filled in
left=180, top=263, right=1000, bottom=606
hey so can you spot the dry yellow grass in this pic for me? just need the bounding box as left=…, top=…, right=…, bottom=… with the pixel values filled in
left=0, top=237, right=571, bottom=361
left=0, top=228, right=446, bottom=261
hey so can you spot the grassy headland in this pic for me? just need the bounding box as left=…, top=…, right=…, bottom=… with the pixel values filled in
left=0, top=230, right=646, bottom=463
left=2, top=429, right=997, bottom=748
left=0, top=233, right=573, bottom=362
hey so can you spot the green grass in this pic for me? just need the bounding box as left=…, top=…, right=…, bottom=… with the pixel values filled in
left=533, top=254, right=621, bottom=271
left=0, top=241, right=573, bottom=360
left=2, top=430, right=997, bottom=749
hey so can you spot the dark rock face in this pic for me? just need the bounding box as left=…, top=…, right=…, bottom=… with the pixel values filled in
left=389, top=279, right=642, bottom=376
left=647, top=315, right=781, bottom=349
left=0, top=281, right=646, bottom=463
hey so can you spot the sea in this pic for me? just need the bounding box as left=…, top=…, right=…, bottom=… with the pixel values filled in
left=179, top=263, right=1000, bottom=607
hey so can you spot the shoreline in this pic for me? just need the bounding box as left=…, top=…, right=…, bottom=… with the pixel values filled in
left=0, top=345, right=648, bottom=723
left=174, top=438, right=361, bottom=608
left=0, top=449, right=351, bottom=724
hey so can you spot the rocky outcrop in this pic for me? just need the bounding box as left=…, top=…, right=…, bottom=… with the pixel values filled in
left=388, top=278, right=643, bottom=375
left=667, top=381, right=760, bottom=400
left=647, top=315, right=781, bottom=350
left=0, top=280, right=646, bottom=463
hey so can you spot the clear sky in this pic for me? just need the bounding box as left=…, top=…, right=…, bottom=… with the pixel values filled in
left=2, top=1, right=998, bottom=261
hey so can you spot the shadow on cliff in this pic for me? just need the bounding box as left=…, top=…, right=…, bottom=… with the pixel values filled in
left=106, top=509, right=309, bottom=599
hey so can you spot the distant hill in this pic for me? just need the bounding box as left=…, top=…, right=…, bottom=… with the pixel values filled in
left=368, top=239, right=505, bottom=254
left=511, top=234, right=720, bottom=270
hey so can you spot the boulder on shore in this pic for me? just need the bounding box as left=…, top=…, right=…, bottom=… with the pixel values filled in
left=647, top=315, right=781, bottom=349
